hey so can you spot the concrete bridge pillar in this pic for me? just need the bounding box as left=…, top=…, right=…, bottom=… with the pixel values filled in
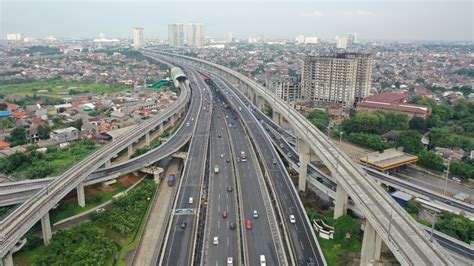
left=158, top=123, right=164, bottom=135
left=77, top=182, right=85, bottom=207
left=145, top=132, right=150, bottom=146
left=360, top=222, right=382, bottom=266
left=256, top=96, right=265, bottom=111
left=334, top=185, right=348, bottom=219
left=127, top=144, right=133, bottom=159
left=0, top=252, right=13, bottom=266
left=105, top=159, right=111, bottom=168
left=41, top=212, right=52, bottom=245
left=272, top=111, right=282, bottom=126
left=297, top=137, right=310, bottom=192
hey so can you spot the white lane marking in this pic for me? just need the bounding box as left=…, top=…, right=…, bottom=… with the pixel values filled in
left=218, top=220, right=220, bottom=229
left=227, top=193, right=229, bottom=199
left=219, top=193, right=221, bottom=199
left=300, top=240, right=305, bottom=250
left=218, top=205, right=221, bottom=212
left=227, top=237, right=230, bottom=246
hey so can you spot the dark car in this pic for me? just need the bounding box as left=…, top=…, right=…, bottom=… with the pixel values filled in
left=180, top=221, right=187, bottom=229
left=227, top=185, right=232, bottom=192
left=226, top=158, right=230, bottom=163
left=229, top=222, right=236, bottom=230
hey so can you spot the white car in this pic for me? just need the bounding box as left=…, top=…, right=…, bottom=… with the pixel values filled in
left=220, top=154, right=224, bottom=158
left=253, top=210, right=259, bottom=219
left=227, top=257, right=233, bottom=265
left=213, top=236, right=219, bottom=245
left=289, top=215, right=296, bottom=224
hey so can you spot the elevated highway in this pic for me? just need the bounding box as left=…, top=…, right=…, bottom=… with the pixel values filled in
left=144, top=49, right=454, bottom=265
left=0, top=66, right=192, bottom=261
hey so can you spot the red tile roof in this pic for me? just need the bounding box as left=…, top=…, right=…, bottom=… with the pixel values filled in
left=364, top=90, right=407, bottom=104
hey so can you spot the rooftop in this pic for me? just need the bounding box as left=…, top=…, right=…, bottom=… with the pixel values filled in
left=360, top=148, right=418, bottom=171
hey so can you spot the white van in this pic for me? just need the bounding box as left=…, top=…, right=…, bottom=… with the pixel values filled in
left=260, top=255, right=266, bottom=266
left=189, top=197, right=193, bottom=204
left=213, top=236, right=219, bottom=245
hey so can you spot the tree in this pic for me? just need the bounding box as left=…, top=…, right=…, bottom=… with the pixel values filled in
left=70, top=118, right=83, bottom=131
left=450, top=160, right=474, bottom=180
left=418, top=150, right=445, bottom=171
left=308, top=110, right=330, bottom=131
left=435, top=211, right=474, bottom=243
left=8, top=127, right=28, bottom=146
left=333, top=215, right=361, bottom=243
left=0, top=117, right=14, bottom=129
left=409, top=116, right=428, bottom=132
left=0, top=103, right=7, bottom=111
left=396, top=130, right=424, bottom=154
left=37, top=124, right=51, bottom=140
left=427, top=114, right=443, bottom=128
left=432, top=105, right=453, bottom=122
left=405, top=200, right=422, bottom=215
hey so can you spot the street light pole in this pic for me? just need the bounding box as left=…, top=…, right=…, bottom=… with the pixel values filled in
left=339, top=131, right=343, bottom=144
left=443, top=159, right=451, bottom=196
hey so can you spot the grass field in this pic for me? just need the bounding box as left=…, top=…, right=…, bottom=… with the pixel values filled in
left=0, top=80, right=132, bottom=98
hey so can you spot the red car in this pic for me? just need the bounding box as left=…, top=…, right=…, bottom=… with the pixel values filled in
left=245, top=220, right=253, bottom=230
left=222, top=211, right=228, bottom=219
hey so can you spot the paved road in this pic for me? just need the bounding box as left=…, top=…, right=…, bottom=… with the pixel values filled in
left=204, top=89, right=239, bottom=265
left=161, top=70, right=213, bottom=265
left=214, top=76, right=324, bottom=265
left=134, top=159, right=181, bottom=265
left=211, top=82, right=281, bottom=265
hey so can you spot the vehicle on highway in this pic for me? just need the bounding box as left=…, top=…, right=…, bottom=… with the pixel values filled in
left=214, top=165, right=219, bottom=174
left=288, top=153, right=292, bottom=157
left=245, top=220, right=253, bottom=230
left=167, top=173, right=176, bottom=186
left=227, top=257, right=233, bottom=266
left=240, top=151, right=247, bottom=162
left=218, top=134, right=221, bottom=138
left=229, top=222, right=236, bottom=230
left=220, top=153, right=224, bottom=158
left=289, top=215, right=296, bottom=224
left=227, top=185, right=232, bottom=192
left=189, top=197, right=193, bottom=204
left=226, top=158, right=230, bottom=163
left=222, top=211, right=228, bottom=219
left=272, top=158, right=277, bottom=164
left=213, top=236, right=219, bottom=245
left=191, top=117, right=194, bottom=121
left=253, top=210, right=259, bottom=218
left=280, top=143, right=284, bottom=148
left=237, top=158, right=241, bottom=163
left=186, top=122, right=190, bottom=127
left=260, top=255, right=266, bottom=266
left=180, top=221, right=187, bottom=229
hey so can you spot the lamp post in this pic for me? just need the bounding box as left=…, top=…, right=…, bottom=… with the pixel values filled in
left=443, top=158, right=451, bottom=196
left=339, top=131, right=343, bottom=144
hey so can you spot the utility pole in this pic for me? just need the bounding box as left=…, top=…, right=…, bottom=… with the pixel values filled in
left=443, top=158, right=451, bottom=196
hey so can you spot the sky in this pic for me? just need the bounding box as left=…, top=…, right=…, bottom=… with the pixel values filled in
left=1, top=0, right=473, bottom=41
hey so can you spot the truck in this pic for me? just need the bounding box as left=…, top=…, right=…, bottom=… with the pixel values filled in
left=214, top=164, right=219, bottom=174
left=167, top=174, right=176, bottom=186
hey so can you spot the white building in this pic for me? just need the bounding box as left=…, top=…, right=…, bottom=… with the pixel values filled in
left=296, top=35, right=305, bottom=44
left=187, top=24, right=205, bottom=47
left=50, top=127, right=80, bottom=144
left=335, top=36, right=348, bottom=49
left=266, top=78, right=301, bottom=103
left=6, top=33, right=22, bottom=41
left=228, top=32, right=236, bottom=43
left=348, top=33, right=357, bottom=44
left=304, top=36, right=319, bottom=44
left=168, top=24, right=184, bottom=47
left=133, top=27, right=144, bottom=48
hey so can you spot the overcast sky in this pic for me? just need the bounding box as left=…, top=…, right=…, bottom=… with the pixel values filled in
left=1, top=0, right=472, bottom=41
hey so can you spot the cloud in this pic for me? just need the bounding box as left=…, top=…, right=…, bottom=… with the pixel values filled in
left=300, top=10, right=324, bottom=18
left=343, top=9, right=375, bottom=17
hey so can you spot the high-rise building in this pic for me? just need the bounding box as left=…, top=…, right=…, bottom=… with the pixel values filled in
left=296, top=35, right=305, bottom=44
left=335, top=36, right=348, bottom=49
left=304, top=36, right=319, bottom=44
left=266, top=78, right=301, bottom=103
left=187, top=24, right=205, bottom=47
left=6, top=33, right=22, bottom=41
left=300, top=53, right=372, bottom=107
left=133, top=27, right=144, bottom=48
left=168, top=24, right=184, bottom=47
left=228, top=32, right=236, bottom=43
left=348, top=33, right=357, bottom=44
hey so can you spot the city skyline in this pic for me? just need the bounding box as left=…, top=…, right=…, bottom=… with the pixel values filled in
left=1, top=1, right=472, bottom=41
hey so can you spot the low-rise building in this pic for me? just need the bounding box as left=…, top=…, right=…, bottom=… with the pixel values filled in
left=50, top=127, right=79, bottom=143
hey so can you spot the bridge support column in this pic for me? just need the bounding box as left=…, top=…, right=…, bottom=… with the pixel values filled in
left=272, top=111, right=282, bottom=126
left=249, top=91, right=256, bottom=105
left=360, top=222, right=382, bottom=266
left=127, top=145, right=133, bottom=159
left=41, top=212, right=52, bottom=245
left=145, top=132, right=150, bottom=146
left=0, top=252, right=13, bottom=266
left=105, top=159, right=111, bottom=167
left=334, top=185, right=348, bottom=219
left=256, top=96, right=265, bottom=111
left=77, top=182, right=86, bottom=207
left=297, top=137, right=309, bottom=191
left=158, top=123, right=164, bottom=135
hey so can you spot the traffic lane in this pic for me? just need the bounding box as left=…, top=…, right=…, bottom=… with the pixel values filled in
left=207, top=107, right=238, bottom=264
left=238, top=105, right=320, bottom=262
left=225, top=108, right=279, bottom=265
